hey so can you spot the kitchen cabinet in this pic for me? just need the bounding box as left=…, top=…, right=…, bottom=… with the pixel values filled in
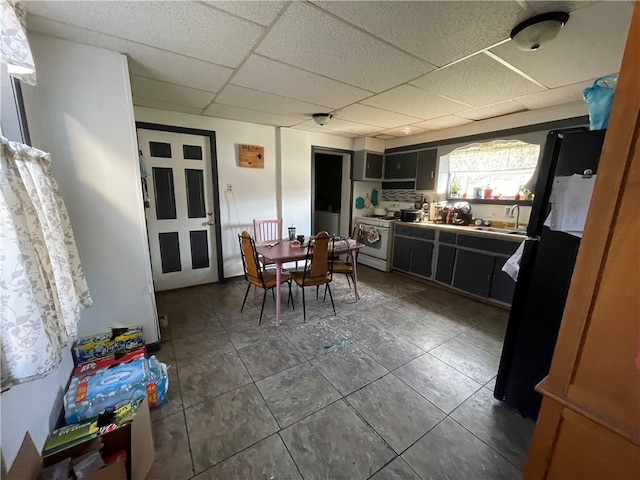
left=435, top=244, right=456, bottom=284
left=490, top=257, right=516, bottom=303
left=384, top=151, right=417, bottom=179
left=453, top=249, right=495, bottom=297
left=353, top=151, right=383, bottom=181
left=416, top=149, right=438, bottom=191
left=392, top=235, right=412, bottom=272
left=392, top=225, right=435, bottom=278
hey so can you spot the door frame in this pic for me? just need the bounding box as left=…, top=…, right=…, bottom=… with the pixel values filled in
left=136, top=122, right=225, bottom=282
left=310, top=146, right=354, bottom=235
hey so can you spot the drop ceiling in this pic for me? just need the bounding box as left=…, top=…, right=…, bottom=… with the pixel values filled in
left=22, top=0, right=634, bottom=139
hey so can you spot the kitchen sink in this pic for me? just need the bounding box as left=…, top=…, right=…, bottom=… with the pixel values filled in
left=473, top=226, right=526, bottom=235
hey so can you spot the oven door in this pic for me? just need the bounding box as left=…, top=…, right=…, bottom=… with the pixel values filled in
left=359, top=224, right=390, bottom=260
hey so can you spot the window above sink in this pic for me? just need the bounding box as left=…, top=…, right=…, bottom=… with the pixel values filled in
left=441, top=140, right=540, bottom=204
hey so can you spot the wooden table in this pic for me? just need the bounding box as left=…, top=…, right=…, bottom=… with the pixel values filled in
left=255, top=239, right=363, bottom=325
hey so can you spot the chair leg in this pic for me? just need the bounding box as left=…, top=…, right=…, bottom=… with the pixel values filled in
left=323, top=283, right=328, bottom=302
left=346, top=273, right=352, bottom=288
left=259, top=289, right=267, bottom=324
left=288, top=281, right=295, bottom=310
left=316, top=285, right=319, bottom=300
left=272, top=288, right=275, bottom=301
left=326, top=283, right=336, bottom=316
left=241, top=283, right=251, bottom=312
left=302, top=287, right=306, bottom=323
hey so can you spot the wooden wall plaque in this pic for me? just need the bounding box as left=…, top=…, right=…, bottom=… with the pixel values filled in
left=239, top=144, right=264, bottom=169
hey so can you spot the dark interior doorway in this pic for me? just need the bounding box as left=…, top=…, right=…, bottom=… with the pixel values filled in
left=312, top=152, right=343, bottom=235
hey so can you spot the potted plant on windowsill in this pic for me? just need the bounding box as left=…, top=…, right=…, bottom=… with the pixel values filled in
left=449, top=178, right=461, bottom=198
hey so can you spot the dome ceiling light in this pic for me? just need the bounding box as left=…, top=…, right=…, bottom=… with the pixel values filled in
left=312, top=113, right=333, bottom=126
left=510, top=11, right=569, bottom=51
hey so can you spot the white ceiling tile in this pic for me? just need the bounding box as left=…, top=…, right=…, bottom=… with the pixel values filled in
left=362, top=85, right=469, bottom=119
left=526, top=1, right=597, bottom=15
left=413, top=115, right=474, bottom=130
left=27, top=15, right=232, bottom=93
left=132, top=97, right=203, bottom=115
left=232, top=55, right=371, bottom=108
left=456, top=100, right=526, bottom=121
left=378, top=126, right=429, bottom=137
left=215, top=85, right=326, bottom=118
left=130, top=76, right=215, bottom=109
left=490, top=1, right=633, bottom=88
left=290, top=124, right=358, bottom=138
left=375, top=134, right=396, bottom=140
left=411, top=53, right=544, bottom=107
left=202, top=103, right=303, bottom=126
left=335, top=104, right=422, bottom=129
left=295, top=118, right=382, bottom=136
left=313, top=1, right=529, bottom=67
left=514, top=80, right=594, bottom=109
left=256, top=2, right=434, bottom=92
left=23, top=1, right=263, bottom=67
left=204, top=1, right=287, bottom=26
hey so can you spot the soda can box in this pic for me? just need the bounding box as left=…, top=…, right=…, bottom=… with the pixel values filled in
left=71, top=348, right=146, bottom=378
left=73, top=327, right=144, bottom=365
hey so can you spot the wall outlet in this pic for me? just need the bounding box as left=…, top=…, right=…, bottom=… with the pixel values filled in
left=226, top=184, right=232, bottom=192
left=504, top=206, right=512, bottom=218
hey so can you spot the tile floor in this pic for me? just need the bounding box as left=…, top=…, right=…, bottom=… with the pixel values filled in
left=151, top=266, right=535, bottom=480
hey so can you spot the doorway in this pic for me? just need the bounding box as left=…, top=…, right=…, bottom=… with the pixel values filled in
left=136, top=123, right=223, bottom=291
left=311, top=148, right=352, bottom=236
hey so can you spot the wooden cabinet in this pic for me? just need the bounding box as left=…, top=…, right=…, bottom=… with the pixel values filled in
left=410, top=238, right=434, bottom=277
left=384, top=151, right=417, bottom=179
left=452, top=249, right=494, bottom=297
left=353, top=151, right=383, bottom=181
left=416, top=149, right=437, bottom=191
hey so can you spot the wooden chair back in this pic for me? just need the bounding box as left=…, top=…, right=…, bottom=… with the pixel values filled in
left=253, top=219, right=282, bottom=243
left=301, top=231, right=333, bottom=286
left=238, top=231, right=264, bottom=287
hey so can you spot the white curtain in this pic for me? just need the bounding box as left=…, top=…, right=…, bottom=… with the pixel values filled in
left=1, top=137, right=92, bottom=390
left=0, top=0, right=36, bottom=85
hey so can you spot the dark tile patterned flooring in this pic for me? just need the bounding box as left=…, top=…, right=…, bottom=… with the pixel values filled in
left=151, top=266, right=534, bottom=480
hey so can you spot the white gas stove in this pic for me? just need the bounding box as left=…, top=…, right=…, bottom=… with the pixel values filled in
left=355, top=202, right=415, bottom=271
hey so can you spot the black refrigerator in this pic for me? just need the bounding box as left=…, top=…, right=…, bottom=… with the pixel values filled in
left=494, top=127, right=606, bottom=419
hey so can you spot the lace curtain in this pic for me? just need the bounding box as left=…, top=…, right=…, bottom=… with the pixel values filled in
left=1, top=137, right=92, bottom=390
left=449, top=140, right=540, bottom=198
left=1, top=0, right=36, bottom=85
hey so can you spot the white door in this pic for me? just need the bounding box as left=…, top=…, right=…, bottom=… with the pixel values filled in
left=137, top=128, right=218, bottom=291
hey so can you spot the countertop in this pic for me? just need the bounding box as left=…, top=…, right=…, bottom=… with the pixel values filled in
left=395, top=220, right=527, bottom=241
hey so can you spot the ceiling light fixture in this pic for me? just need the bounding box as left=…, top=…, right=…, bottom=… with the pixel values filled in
left=402, top=126, right=412, bottom=135
left=510, top=11, right=569, bottom=52
left=312, top=113, right=333, bottom=126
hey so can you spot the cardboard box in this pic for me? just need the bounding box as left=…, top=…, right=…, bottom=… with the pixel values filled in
left=6, top=398, right=154, bottom=480
left=72, top=327, right=144, bottom=365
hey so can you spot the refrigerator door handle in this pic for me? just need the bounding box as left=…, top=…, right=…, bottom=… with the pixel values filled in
left=526, top=236, right=541, bottom=242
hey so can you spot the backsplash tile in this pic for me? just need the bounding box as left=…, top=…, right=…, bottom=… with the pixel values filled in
left=381, top=189, right=422, bottom=202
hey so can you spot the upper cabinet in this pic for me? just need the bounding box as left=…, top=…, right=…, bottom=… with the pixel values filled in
left=416, top=149, right=438, bottom=191
left=353, top=151, right=384, bottom=181
left=384, top=151, right=417, bottom=179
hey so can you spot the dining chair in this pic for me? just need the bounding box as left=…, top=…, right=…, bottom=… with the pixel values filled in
left=238, top=231, right=293, bottom=324
left=331, top=223, right=362, bottom=288
left=253, top=218, right=282, bottom=270
left=291, top=231, right=335, bottom=322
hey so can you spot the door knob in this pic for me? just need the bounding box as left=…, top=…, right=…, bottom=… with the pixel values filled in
left=207, top=220, right=215, bottom=225
left=207, top=211, right=213, bottom=216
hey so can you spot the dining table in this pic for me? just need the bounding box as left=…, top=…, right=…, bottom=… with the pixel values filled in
left=255, top=238, right=364, bottom=325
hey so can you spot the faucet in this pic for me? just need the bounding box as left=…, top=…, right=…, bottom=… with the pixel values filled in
left=509, top=204, right=521, bottom=229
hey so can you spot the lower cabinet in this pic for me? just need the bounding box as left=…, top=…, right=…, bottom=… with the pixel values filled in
left=435, top=244, right=456, bottom=284
left=392, top=236, right=412, bottom=271
left=410, top=238, right=434, bottom=277
left=392, top=230, right=434, bottom=278
left=490, top=257, right=516, bottom=303
left=453, top=249, right=495, bottom=297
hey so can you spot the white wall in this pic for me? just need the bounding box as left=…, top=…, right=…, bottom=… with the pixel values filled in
left=2, top=34, right=158, bottom=468
left=134, top=110, right=353, bottom=277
